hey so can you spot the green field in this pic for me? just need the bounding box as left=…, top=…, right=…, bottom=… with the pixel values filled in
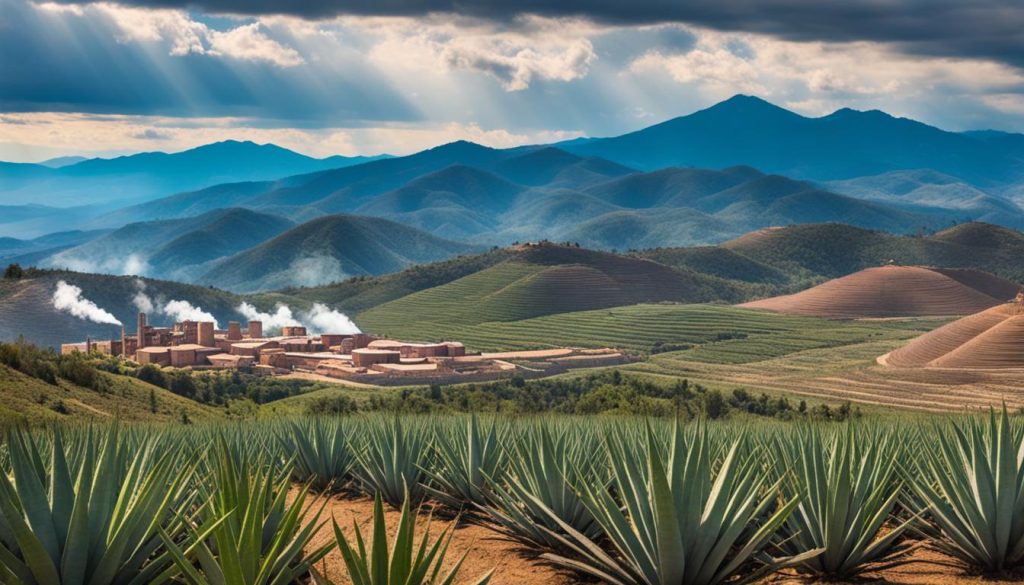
left=359, top=302, right=942, bottom=356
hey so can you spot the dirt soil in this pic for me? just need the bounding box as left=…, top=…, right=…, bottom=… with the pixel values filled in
left=306, top=494, right=576, bottom=584
left=305, top=493, right=1024, bottom=585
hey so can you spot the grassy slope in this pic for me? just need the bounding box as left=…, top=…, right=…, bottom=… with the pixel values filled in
left=0, top=365, right=221, bottom=426
left=356, top=245, right=745, bottom=337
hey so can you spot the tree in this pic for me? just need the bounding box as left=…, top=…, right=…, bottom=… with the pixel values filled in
left=148, top=389, right=158, bottom=413
left=3, top=263, right=23, bottom=279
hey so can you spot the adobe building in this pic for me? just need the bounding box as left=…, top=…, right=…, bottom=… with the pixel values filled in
left=248, top=320, right=263, bottom=339
left=281, top=326, right=307, bottom=337
left=352, top=348, right=402, bottom=368
left=227, top=321, right=242, bottom=341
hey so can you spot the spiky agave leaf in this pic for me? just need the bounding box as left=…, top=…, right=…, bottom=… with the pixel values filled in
left=279, top=419, right=357, bottom=492
left=424, top=414, right=505, bottom=510
left=911, top=406, right=1024, bottom=572
left=776, top=425, right=917, bottom=577
left=0, top=426, right=195, bottom=585
left=157, top=435, right=335, bottom=585
left=542, top=420, right=820, bottom=585
left=479, top=422, right=604, bottom=551
left=319, top=491, right=492, bottom=585
left=355, top=417, right=431, bottom=507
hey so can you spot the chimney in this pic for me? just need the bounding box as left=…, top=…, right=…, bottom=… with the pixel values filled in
left=198, top=321, right=215, bottom=347
left=137, top=312, right=147, bottom=349
left=248, top=320, right=263, bottom=339
left=85, top=336, right=92, bottom=354
left=120, top=326, right=127, bottom=357
left=227, top=321, right=242, bottom=341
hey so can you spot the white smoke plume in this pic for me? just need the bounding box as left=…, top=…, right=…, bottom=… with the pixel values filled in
left=236, top=302, right=302, bottom=333
left=52, top=280, right=122, bottom=326
left=235, top=301, right=360, bottom=335
left=132, top=278, right=155, bottom=313
left=133, top=278, right=219, bottom=328
left=302, top=303, right=361, bottom=335
left=163, top=300, right=219, bottom=328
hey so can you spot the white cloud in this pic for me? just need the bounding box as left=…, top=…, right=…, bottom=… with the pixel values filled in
left=362, top=16, right=597, bottom=91
left=46, top=3, right=304, bottom=67
left=208, top=23, right=304, bottom=67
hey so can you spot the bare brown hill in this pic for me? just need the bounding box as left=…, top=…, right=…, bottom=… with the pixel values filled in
left=886, top=302, right=1024, bottom=368
left=738, top=265, right=1013, bottom=318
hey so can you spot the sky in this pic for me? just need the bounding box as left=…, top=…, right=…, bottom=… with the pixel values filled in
left=1, top=0, right=1023, bottom=162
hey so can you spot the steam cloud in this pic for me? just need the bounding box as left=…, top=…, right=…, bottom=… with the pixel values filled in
left=303, top=303, right=361, bottom=334
left=163, top=300, right=219, bottom=326
left=52, top=280, right=122, bottom=325
left=132, top=278, right=220, bottom=328
left=236, top=302, right=302, bottom=331
left=235, top=301, right=360, bottom=335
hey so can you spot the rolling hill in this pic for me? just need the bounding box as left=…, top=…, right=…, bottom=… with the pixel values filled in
left=43, top=208, right=294, bottom=281
left=719, top=222, right=1024, bottom=283
left=355, top=243, right=745, bottom=338
left=885, top=302, right=1024, bottom=369
left=0, top=141, right=382, bottom=211
left=562, top=95, right=1024, bottom=187
left=200, top=214, right=484, bottom=292
left=738, top=266, right=1016, bottom=318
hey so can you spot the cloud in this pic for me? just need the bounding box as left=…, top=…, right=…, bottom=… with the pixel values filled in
left=87, top=3, right=303, bottom=66
left=40, top=1, right=1023, bottom=71
left=131, top=128, right=172, bottom=140
left=236, top=301, right=360, bottom=334
left=208, top=22, right=304, bottom=67
left=52, top=280, right=122, bottom=325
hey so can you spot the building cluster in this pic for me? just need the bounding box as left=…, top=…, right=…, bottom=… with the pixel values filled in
left=61, top=312, right=628, bottom=385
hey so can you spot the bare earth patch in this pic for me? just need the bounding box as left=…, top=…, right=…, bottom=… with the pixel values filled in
left=302, top=492, right=1024, bottom=585
left=305, top=494, right=575, bottom=585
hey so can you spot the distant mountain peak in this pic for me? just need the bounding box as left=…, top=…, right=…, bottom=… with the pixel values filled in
left=699, top=94, right=800, bottom=118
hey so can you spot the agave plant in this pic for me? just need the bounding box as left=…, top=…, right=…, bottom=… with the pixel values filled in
left=911, top=407, right=1024, bottom=572
left=355, top=417, right=431, bottom=507
left=424, top=414, right=504, bottom=509
left=158, top=436, right=335, bottom=584
left=0, top=427, right=195, bottom=585
left=776, top=425, right=916, bottom=577
left=316, top=492, right=492, bottom=585
left=279, top=419, right=357, bottom=492
left=480, top=422, right=604, bottom=551
left=543, top=421, right=819, bottom=585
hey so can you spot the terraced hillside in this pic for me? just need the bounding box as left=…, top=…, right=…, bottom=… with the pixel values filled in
left=356, top=244, right=744, bottom=337
left=739, top=265, right=1017, bottom=318
left=885, top=302, right=1024, bottom=368
left=358, top=303, right=917, bottom=355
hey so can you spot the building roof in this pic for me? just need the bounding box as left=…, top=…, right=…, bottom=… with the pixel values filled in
left=136, top=347, right=171, bottom=355
left=171, top=344, right=208, bottom=351
left=230, top=341, right=277, bottom=349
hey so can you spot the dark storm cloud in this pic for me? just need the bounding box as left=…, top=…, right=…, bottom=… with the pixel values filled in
left=42, top=0, right=1024, bottom=68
